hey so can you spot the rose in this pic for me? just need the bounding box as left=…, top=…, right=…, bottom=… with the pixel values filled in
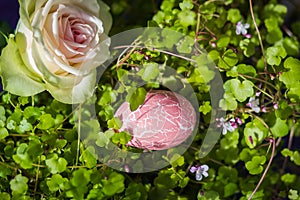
left=0, top=0, right=112, bottom=104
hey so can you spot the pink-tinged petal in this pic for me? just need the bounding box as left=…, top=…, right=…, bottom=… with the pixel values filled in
left=190, top=166, right=198, bottom=173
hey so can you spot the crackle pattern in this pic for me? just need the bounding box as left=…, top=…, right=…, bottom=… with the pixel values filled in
left=115, top=90, right=197, bottom=150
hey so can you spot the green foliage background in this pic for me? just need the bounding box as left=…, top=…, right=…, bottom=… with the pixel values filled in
left=0, top=0, right=300, bottom=199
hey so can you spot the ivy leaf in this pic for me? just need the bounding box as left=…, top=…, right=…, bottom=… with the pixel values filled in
left=244, top=119, right=268, bottom=148
left=102, top=172, right=125, bottom=196
left=224, top=79, right=254, bottom=102
left=266, top=46, right=287, bottom=66
left=0, top=106, right=6, bottom=122
left=198, top=190, right=220, bottom=200
left=70, top=168, right=91, bottom=187
left=245, top=155, right=266, bottom=175
left=178, top=10, right=196, bottom=27
left=281, top=173, right=296, bottom=185
left=219, top=93, right=238, bottom=111
left=270, top=118, right=289, bottom=138
left=0, top=127, right=9, bottom=140
left=227, top=8, right=241, bottom=23
left=79, top=146, right=97, bottom=168
left=111, top=131, right=132, bottom=145
left=45, top=154, right=68, bottom=174
left=10, top=174, right=28, bottom=195
left=137, top=63, right=160, bottom=82
left=275, top=100, right=293, bottom=119
left=279, top=57, right=300, bottom=102
left=107, top=117, right=122, bottom=129
left=179, top=0, right=194, bottom=10
left=218, top=49, right=239, bottom=69
left=128, top=87, right=147, bottom=111
left=46, top=174, right=68, bottom=192
left=224, top=182, right=238, bottom=197
left=37, top=114, right=55, bottom=130
left=239, top=39, right=256, bottom=57
left=288, top=189, right=300, bottom=200
left=199, top=101, right=211, bottom=115
left=12, top=143, right=33, bottom=169
left=217, top=36, right=230, bottom=48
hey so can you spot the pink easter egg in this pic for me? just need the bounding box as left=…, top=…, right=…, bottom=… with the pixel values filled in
left=114, top=90, right=197, bottom=150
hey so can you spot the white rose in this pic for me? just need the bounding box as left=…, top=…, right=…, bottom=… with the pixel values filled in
left=0, top=0, right=112, bottom=103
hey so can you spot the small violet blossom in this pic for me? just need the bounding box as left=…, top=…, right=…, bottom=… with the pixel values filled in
left=236, top=21, right=250, bottom=37
left=246, top=97, right=260, bottom=113
left=190, top=165, right=209, bottom=181
left=216, top=117, right=241, bottom=135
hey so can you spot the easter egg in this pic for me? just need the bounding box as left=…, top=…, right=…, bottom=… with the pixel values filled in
left=114, top=90, right=197, bottom=150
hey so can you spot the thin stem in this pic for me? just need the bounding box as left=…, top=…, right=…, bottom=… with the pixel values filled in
left=114, top=45, right=196, bottom=63
left=280, top=118, right=296, bottom=174
left=238, top=74, right=277, bottom=90
left=75, top=104, right=82, bottom=167
left=248, top=0, right=266, bottom=70
left=248, top=137, right=276, bottom=200
left=33, top=156, right=41, bottom=198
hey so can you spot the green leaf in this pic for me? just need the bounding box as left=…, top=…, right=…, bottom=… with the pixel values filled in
left=178, top=10, right=196, bottom=27
left=176, top=36, right=194, bottom=54
left=37, top=114, right=55, bottom=130
left=0, top=106, right=6, bottom=122
left=245, top=155, right=266, bottom=175
left=288, top=189, right=300, bottom=200
left=12, top=143, right=33, bottom=169
left=102, top=172, right=125, bottom=196
left=71, top=168, right=91, bottom=187
left=45, top=154, right=68, bottom=174
left=270, top=118, right=289, bottom=138
left=279, top=57, right=300, bottom=102
left=198, top=190, right=220, bottom=200
left=244, top=119, right=268, bottom=148
left=79, top=146, right=97, bottom=168
left=111, top=131, right=132, bottom=145
left=128, top=87, right=147, bottom=111
left=217, top=36, right=230, bottom=48
left=266, top=46, right=287, bottom=66
left=219, top=93, right=238, bottom=111
left=0, top=127, right=9, bottom=140
left=10, top=174, right=28, bottom=195
left=227, top=8, right=241, bottom=23
left=281, top=173, right=296, bottom=185
left=275, top=100, right=293, bottom=119
left=16, top=119, right=32, bottom=134
left=46, top=174, right=68, bottom=192
left=218, top=49, right=238, bottom=69
left=239, top=39, right=256, bottom=57
left=179, top=0, right=194, bottom=10
left=224, top=182, right=238, bottom=197
left=107, top=117, right=122, bottom=129
left=224, top=79, right=254, bottom=102
left=199, top=101, right=211, bottom=115
left=137, top=63, right=160, bottom=82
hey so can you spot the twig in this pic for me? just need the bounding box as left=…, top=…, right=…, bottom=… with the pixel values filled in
left=248, top=137, right=276, bottom=200
left=248, top=0, right=266, bottom=70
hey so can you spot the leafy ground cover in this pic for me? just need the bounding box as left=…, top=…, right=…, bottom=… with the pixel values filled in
left=0, top=0, right=300, bottom=199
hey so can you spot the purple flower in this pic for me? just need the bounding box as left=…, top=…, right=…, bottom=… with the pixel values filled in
left=216, top=117, right=237, bottom=135
left=190, top=165, right=209, bottom=181
left=246, top=97, right=260, bottom=113
left=236, top=117, right=243, bottom=125
left=236, top=21, right=250, bottom=36
left=273, top=102, right=278, bottom=110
